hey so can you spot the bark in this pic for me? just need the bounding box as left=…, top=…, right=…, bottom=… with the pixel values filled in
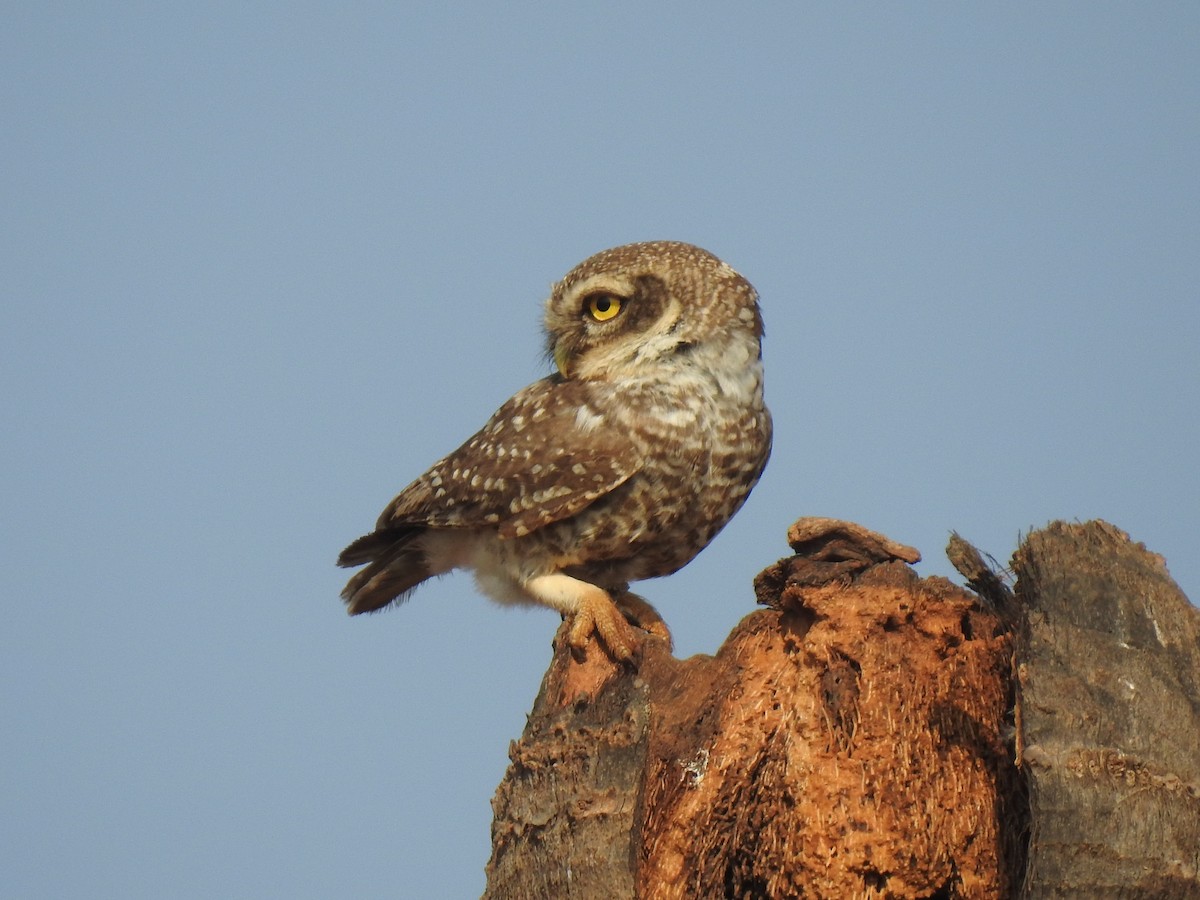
left=1012, top=521, right=1200, bottom=898
left=483, top=519, right=1199, bottom=899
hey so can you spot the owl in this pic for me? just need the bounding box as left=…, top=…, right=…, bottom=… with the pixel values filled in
left=338, top=241, right=772, bottom=660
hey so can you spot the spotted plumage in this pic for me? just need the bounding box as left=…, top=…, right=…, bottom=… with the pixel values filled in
left=338, top=241, right=772, bottom=660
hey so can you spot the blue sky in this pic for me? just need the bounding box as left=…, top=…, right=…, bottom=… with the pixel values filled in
left=4, top=5, right=1197, bottom=898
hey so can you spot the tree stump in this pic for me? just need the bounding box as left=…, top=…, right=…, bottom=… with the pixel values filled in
left=1012, top=521, right=1200, bottom=897
left=483, top=519, right=1200, bottom=898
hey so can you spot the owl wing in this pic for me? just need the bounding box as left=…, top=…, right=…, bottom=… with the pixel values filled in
left=375, top=378, right=639, bottom=540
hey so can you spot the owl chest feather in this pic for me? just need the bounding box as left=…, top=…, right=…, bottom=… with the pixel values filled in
left=547, top=357, right=770, bottom=584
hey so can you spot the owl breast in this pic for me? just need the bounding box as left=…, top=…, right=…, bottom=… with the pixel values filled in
left=534, top=343, right=771, bottom=590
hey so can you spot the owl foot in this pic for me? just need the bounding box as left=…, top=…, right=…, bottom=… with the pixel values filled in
left=614, top=591, right=673, bottom=651
left=524, top=572, right=664, bottom=662
left=568, top=590, right=640, bottom=662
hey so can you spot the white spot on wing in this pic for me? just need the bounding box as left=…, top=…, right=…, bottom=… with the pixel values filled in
left=574, top=405, right=604, bottom=433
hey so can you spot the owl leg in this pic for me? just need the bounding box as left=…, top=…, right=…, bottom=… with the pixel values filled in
left=613, top=590, right=673, bottom=650
left=523, top=572, right=638, bottom=661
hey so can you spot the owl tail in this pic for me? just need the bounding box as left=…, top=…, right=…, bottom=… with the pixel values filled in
left=337, top=528, right=430, bottom=615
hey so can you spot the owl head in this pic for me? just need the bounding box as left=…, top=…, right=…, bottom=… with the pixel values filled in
left=544, top=241, right=764, bottom=381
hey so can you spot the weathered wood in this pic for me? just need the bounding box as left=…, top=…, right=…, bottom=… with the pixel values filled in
left=486, top=519, right=1019, bottom=898
left=1012, top=520, right=1200, bottom=898
left=946, top=531, right=1015, bottom=618
left=484, top=518, right=1200, bottom=897
left=485, top=650, right=650, bottom=898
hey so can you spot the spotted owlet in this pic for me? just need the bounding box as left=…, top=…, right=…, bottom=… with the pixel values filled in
left=338, top=241, right=771, bottom=660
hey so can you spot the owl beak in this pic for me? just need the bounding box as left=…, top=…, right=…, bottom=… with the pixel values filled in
left=554, top=342, right=571, bottom=378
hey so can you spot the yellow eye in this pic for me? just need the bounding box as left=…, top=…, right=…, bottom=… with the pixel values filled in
left=585, top=293, right=624, bottom=322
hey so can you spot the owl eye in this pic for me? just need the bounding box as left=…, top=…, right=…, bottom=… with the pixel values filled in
left=584, top=293, right=624, bottom=322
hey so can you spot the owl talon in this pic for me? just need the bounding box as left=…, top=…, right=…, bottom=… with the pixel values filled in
left=568, top=593, right=639, bottom=662
left=615, top=591, right=673, bottom=651
left=641, top=619, right=673, bottom=645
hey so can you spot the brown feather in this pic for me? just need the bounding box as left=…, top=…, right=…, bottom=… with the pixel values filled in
left=338, top=528, right=430, bottom=615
